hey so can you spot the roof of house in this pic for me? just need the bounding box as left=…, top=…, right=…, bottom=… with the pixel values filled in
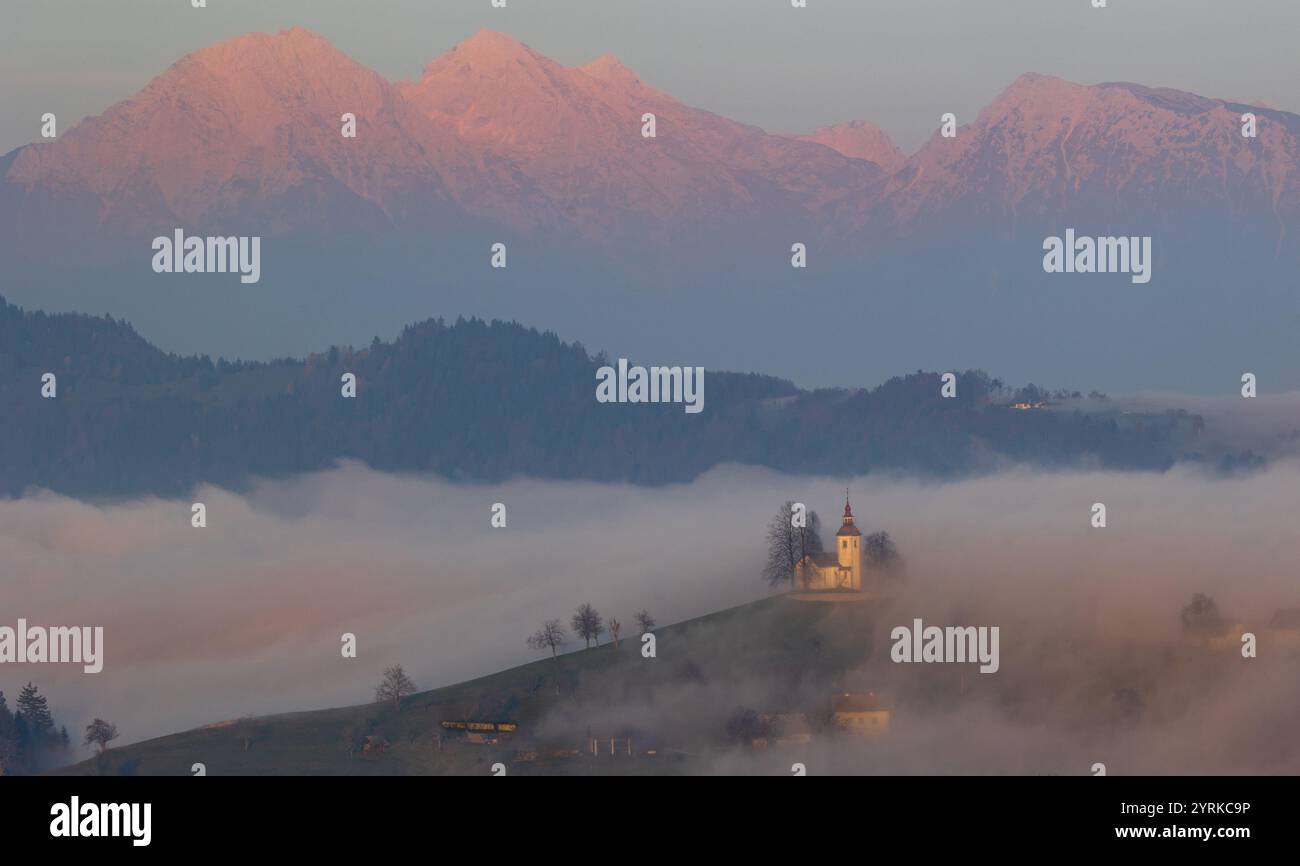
left=832, top=692, right=890, bottom=713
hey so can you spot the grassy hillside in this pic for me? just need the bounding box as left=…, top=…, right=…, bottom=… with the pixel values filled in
left=54, top=596, right=889, bottom=776
left=50, top=589, right=1263, bottom=776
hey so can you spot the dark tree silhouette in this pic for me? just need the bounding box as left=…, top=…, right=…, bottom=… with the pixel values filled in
left=571, top=604, right=604, bottom=649
left=527, top=619, right=567, bottom=659
left=634, top=610, right=656, bottom=634
left=764, top=501, right=823, bottom=588
left=1181, top=593, right=1227, bottom=636
left=864, top=531, right=903, bottom=571
left=15, top=683, right=53, bottom=740
left=84, top=718, right=119, bottom=753
left=0, top=691, right=15, bottom=775
left=375, top=665, right=417, bottom=712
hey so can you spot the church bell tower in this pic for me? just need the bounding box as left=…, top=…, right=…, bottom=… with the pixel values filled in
left=836, top=489, right=862, bottom=590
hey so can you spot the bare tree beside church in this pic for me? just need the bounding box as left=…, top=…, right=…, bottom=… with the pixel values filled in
left=764, top=501, right=823, bottom=588
left=864, top=531, right=903, bottom=572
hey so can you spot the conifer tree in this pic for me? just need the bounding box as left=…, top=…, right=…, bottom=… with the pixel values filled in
left=16, top=682, right=53, bottom=738
left=0, top=692, right=15, bottom=775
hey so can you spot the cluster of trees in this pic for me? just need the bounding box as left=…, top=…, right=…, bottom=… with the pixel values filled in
left=764, top=501, right=902, bottom=589
left=1, top=683, right=65, bottom=773
left=527, top=606, right=656, bottom=659
left=1006, top=383, right=1090, bottom=405
left=370, top=605, right=658, bottom=721
left=0, top=682, right=115, bottom=774
left=1, top=295, right=1193, bottom=499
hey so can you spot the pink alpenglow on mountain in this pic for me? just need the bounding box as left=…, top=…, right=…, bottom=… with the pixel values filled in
left=385, top=28, right=884, bottom=240
left=880, top=73, right=1300, bottom=238
left=795, top=120, right=908, bottom=174
left=2, top=33, right=1298, bottom=250
left=5, top=28, right=453, bottom=239
left=2, top=28, right=884, bottom=245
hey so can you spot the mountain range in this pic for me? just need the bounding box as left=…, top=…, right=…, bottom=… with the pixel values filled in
left=5, top=27, right=1297, bottom=245
left=0, top=28, right=886, bottom=246
left=2, top=28, right=1298, bottom=391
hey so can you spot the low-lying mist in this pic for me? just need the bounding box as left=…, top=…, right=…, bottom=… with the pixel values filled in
left=2, top=458, right=1298, bottom=773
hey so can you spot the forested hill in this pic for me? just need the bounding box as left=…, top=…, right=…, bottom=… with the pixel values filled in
left=0, top=296, right=1197, bottom=497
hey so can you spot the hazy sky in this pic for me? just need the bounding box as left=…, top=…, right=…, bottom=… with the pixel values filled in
left=3, top=0, right=1298, bottom=155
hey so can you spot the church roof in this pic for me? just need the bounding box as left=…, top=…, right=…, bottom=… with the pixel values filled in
left=836, top=523, right=861, bottom=537
left=806, top=552, right=840, bottom=568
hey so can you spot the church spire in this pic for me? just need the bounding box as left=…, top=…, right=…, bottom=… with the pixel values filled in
left=838, top=489, right=859, bottom=536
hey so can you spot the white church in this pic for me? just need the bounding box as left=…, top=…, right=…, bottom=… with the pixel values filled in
left=795, top=495, right=863, bottom=592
